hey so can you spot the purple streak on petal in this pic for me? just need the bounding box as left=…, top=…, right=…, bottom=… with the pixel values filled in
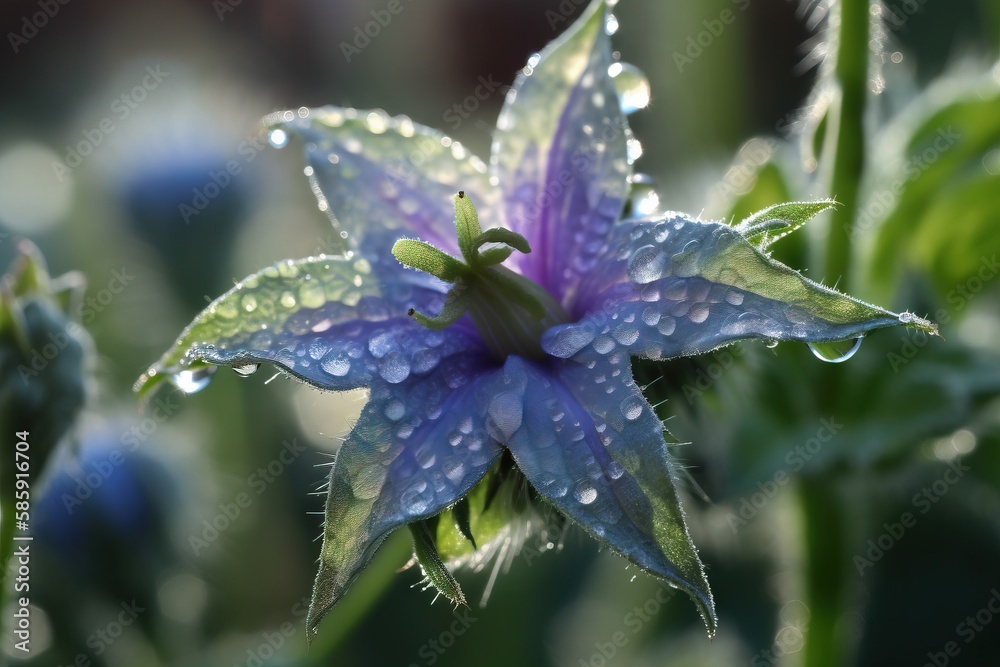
left=492, top=4, right=629, bottom=305
left=493, top=355, right=714, bottom=622
left=285, top=108, right=498, bottom=258
left=310, top=353, right=505, bottom=630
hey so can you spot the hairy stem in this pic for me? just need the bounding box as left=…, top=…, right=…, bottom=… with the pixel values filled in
left=824, top=0, right=870, bottom=291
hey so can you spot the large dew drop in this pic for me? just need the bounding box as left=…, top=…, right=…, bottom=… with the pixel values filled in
left=627, top=245, right=667, bottom=285
left=171, top=367, right=216, bottom=394
left=808, top=337, right=863, bottom=363
left=609, top=62, right=651, bottom=115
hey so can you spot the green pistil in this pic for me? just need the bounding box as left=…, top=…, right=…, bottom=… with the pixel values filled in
left=392, top=191, right=568, bottom=361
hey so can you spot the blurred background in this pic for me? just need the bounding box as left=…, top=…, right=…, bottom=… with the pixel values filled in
left=1, top=0, right=999, bottom=665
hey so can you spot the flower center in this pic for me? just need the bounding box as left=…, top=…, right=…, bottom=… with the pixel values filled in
left=392, top=191, right=569, bottom=361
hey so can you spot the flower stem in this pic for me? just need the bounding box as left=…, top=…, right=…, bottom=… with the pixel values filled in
left=824, top=0, right=870, bottom=292
left=800, top=474, right=849, bottom=667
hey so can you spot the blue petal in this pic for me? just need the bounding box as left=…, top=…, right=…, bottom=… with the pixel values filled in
left=141, top=252, right=482, bottom=395
left=309, top=354, right=505, bottom=635
left=544, top=215, right=928, bottom=361
left=491, top=355, right=716, bottom=634
left=281, top=107, right=499, bottom=259
left=491, top=1, right=629, bottom=304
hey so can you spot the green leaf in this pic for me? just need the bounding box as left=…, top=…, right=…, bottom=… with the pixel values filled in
left=737, top=200, right=837, bottom=247
left=409, top=520, right=467, bottom=606
left=864, top=69, right=1000, bottom=300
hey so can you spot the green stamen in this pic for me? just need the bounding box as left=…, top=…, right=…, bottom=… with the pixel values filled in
left=391, top=192, right=569, bottom=361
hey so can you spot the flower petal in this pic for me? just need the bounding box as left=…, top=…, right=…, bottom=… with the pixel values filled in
left=280, top=107, right=498, bottom=258
left=492, top=0, right=629, bottom=303
left=135, top=252, right=480, bottom=398
left=490, top=355, right=716, bottom=635
left=544, top=215, right=937, bottom=361
left=308, top=355, right=505, bottom=637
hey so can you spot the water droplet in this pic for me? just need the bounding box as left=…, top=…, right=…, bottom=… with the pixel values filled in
left=620, top=395, right=644, bottom=421
left=574, top=484, right=598, bottom=505
left=267, top=129, right=288, bottom=148
left=545, top=326, right=596, bottom=358
left=321, top=353, right=351, bottom=377
left=233, top=363, right=260, bottom=377
left=627, top=244, right=667, bottom=284
left=384, top=398, right=406, bottom=421
left=611, top=63, right=651, bottom=114
left=241, top=295, right=258, bottom=313
left=365, top=109, right=389, bottom=134
left=401, top=480, right=434, bottom=516
left=605, top=14, right=619, bottom=35
left=626, top=136, right=643, bottom=164
left=378, top=351, right=411, bottom=384
left=613, top=324, right=639, bottom=345
left=808, top=338, right=863, bottom=363
left=171, top=367, right=215, bottom=394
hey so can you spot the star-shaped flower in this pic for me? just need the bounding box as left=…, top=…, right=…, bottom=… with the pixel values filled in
left=137, top=0, right=935, bottom=640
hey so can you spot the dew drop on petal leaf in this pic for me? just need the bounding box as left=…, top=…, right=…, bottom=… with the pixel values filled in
left=808, top=337, right=864, bottom=363
left=627, top=245, right=667, bottom=284
left=321, top=353, right=351, bottom=377
left=620, top=395, right=644, bottom=421
left=171, top=367, right=215, bottom=394
left=233, top=363, right=260, bottom=377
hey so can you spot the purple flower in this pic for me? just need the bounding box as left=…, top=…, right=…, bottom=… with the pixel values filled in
left=137, top=0, right=935, bottom=640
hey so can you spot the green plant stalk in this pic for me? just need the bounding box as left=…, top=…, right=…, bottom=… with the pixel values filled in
left=823, top=0, right=870, bottom=292
left=800, top=475, right=848, bottom=667
left=805, top=2, right=871, bottom=666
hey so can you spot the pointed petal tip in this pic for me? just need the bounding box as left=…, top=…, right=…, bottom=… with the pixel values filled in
left=898, top=311, right=939, bottom=336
